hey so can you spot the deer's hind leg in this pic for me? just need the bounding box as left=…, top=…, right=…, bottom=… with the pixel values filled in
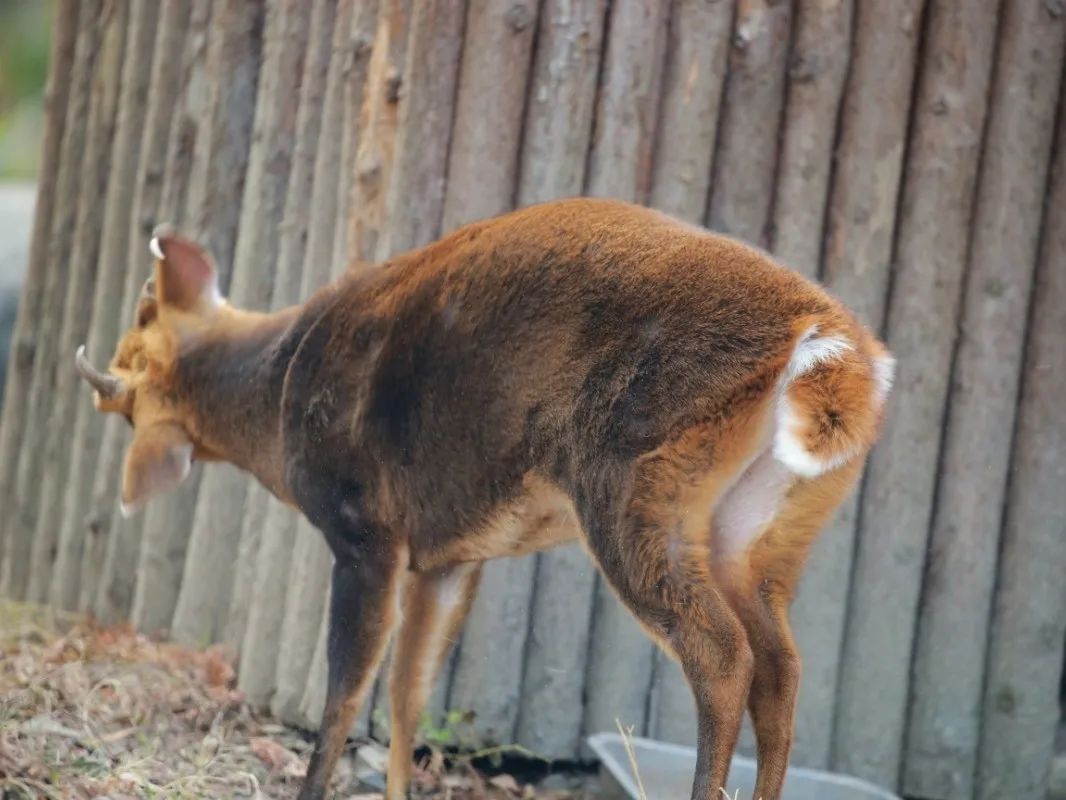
left=714, top=457, right=864, bottom=800
left=577, top=429, right=767, bottom=799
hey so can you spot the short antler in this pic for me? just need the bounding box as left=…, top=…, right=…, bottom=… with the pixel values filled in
left=75, top=345, right=126, bottom=399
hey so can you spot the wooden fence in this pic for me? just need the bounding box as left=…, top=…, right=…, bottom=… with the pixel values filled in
left=0, top=1, right=1063, bottom=798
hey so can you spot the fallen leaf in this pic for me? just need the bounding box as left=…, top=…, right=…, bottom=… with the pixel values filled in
left=489, top=774, right=521, bottom=794
left=250, top=736, right=299, bottom=771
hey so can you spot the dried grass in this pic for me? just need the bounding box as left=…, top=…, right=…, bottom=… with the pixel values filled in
left=0, top=600, right=577, bottom=800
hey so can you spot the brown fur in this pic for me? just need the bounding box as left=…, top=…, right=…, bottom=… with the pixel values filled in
left=77, top=198, right=893, bottom=800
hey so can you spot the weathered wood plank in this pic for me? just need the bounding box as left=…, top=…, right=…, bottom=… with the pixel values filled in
left=832, top=0, right=1001, bottom=787
left=705, top=0, right=792, bottom=246
left=363, top=0, right=468, bottom=742
left=770, top=0, right=853, bottom=278
left=512, top=0, right=607, bottom=759
left=976, top=76, right=1066, bottom=800
left=0, top=0, right=79, bottom=589
left=381, top=0, right=467, bottom=256
left=48, top=0, right=161, bottom=611
left=346, top=0, right=411, bottom=265
left=170, top=0, right=311, bottom=649
left=440, top=0, right=539, bottom=232
left=88, top=0, right=213, bottom=623
left=132, top=0, right=265, bottom=635
left=24, top=0, right=130, bottom=603
left=515, top=0, right=606, bottom=209
left=0, top=0, right=108, bottom=600
left=27, top=0, right=128, bottom=604
left=509, top=0, right=609, bottom=759
left=647, top=0, right=733, bottom=224
left=277, top=1, right=400, bottom=725
left=225, top=0, right=338, bottom=655
left=237, top=0, right=375, bottom=707
left=645, top=0, right=735, bottom=749
left=582, top=0, right=670, bottom=742
left=904, top=3, right=1066, bottom=796
left=790, top=1, right=924, bottom=768
left=819, top=0, right=926, bottom=330
left=441, top=0, right=541, bottom=746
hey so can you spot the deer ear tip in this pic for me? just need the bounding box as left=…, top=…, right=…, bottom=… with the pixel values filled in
left=149, top=222, right=177, bottom=260
left=150, top=222, right=176, bottom=239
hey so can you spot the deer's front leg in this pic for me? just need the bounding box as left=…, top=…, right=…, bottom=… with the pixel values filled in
left=386, top=562, right=483, bottom=800
left=298, top=550, right=405, bottom=800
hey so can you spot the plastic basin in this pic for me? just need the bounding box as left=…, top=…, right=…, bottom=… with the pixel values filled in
left=586, top=733, right=900, bottom=800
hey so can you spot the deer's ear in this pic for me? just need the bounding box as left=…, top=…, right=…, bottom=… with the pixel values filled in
left=150, top=224, right=222, bottom=312
left=120, top=421, right=193, bottom=516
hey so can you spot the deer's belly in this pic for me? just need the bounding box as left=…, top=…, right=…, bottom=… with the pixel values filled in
left=437, top=474, right=580, bottom=565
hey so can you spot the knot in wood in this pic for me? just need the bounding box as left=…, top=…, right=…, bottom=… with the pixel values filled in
left=506, top=3, right=532, bottom=33
left=15, top=335, right=35, bottom=369
left=385, top=68, right=402, bottom=104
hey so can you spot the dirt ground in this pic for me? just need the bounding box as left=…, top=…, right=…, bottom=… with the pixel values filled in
left=0, top=600, right=593, bottom=799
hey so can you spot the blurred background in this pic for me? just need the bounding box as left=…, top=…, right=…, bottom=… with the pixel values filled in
left=0, top=2, right=1063, bottom=800
left=0, top=1, right=51, bottom=403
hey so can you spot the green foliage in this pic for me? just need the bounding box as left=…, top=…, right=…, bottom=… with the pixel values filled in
left=0, top=0, right=53, bottom=179
left=418, top=708, right=481, bottom=750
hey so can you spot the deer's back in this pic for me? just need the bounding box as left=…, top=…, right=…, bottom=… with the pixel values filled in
left=281, top=199, right=857, bottom=561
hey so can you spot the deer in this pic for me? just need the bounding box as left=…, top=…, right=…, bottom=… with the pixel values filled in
left=75, top=197, right=894, bottom=800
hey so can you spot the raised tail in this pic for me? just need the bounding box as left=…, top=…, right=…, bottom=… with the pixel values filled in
left=773, top=321, right=895, bottom=478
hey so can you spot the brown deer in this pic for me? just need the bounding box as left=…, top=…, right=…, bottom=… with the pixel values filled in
left=75, top=198, right=893, bottom=800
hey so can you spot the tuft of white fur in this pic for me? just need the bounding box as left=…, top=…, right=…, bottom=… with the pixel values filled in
left=787, top=325, right=853, bottom=380
left=149, top=236, right=165, bottom=261
left=773, top=326, right=856, bottom=478
left=872, top=353, right=896, bottom=406
left=437, top=564, right=473, bottom=610
left=773, top=396, right=849, bottom=478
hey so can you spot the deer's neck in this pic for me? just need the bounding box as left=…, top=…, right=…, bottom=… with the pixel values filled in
left=173, top=305, right=306, bottom=501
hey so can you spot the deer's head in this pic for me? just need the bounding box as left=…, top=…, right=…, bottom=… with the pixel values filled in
left=76, top=226, right=232, bottom=516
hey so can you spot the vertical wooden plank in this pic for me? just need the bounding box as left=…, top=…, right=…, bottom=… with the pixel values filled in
left=362, top=0, right=468, bottom=742
left=24, top=0, right=128, bottom=603
left=511, top=0, right=607, bottom=761
left=347, top=0, right=412, bottom=264
left=791, top=0, right=926, bottom=769
left=441, top=0, right=541, bottom=746
left=380, top=0, right=467, bottom=257
left=225, top=0, right=339, bottom=654
left=976, top=81, right=1066, bottom=800
left=272, top=520, right=335, bottom=723
left=769, top=0, right=853, bottom=278
left=581, top=0, right=670, bottom=742
left=647, top=0, right=733, bottom=223
left=0, top=0, right=107, bottom=600
left=237, top=0, right=375, bottom=707
left=131, top=0, right=265, bottom=635
left=0, top=0, right=78, bottom=587
left=440, top=0, right=538, bottom=231
left=833, top=0, right=1001, bottom=788
left=705, top=0, right=792, bottom=245
left=170, top=0, right=311, bottom=649
left=514, top=0, right=607, bottom=208
left=904, top=3, right=1066, bottom=796
left=16, top=0, right=128, bottom=604
left=644, top=0, right=735, bottom=749
left=272, top=0, right=393, bottom=724
left=48, top=0, right=160, bottom=611
left=88, top=0, right=213, bottom=623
